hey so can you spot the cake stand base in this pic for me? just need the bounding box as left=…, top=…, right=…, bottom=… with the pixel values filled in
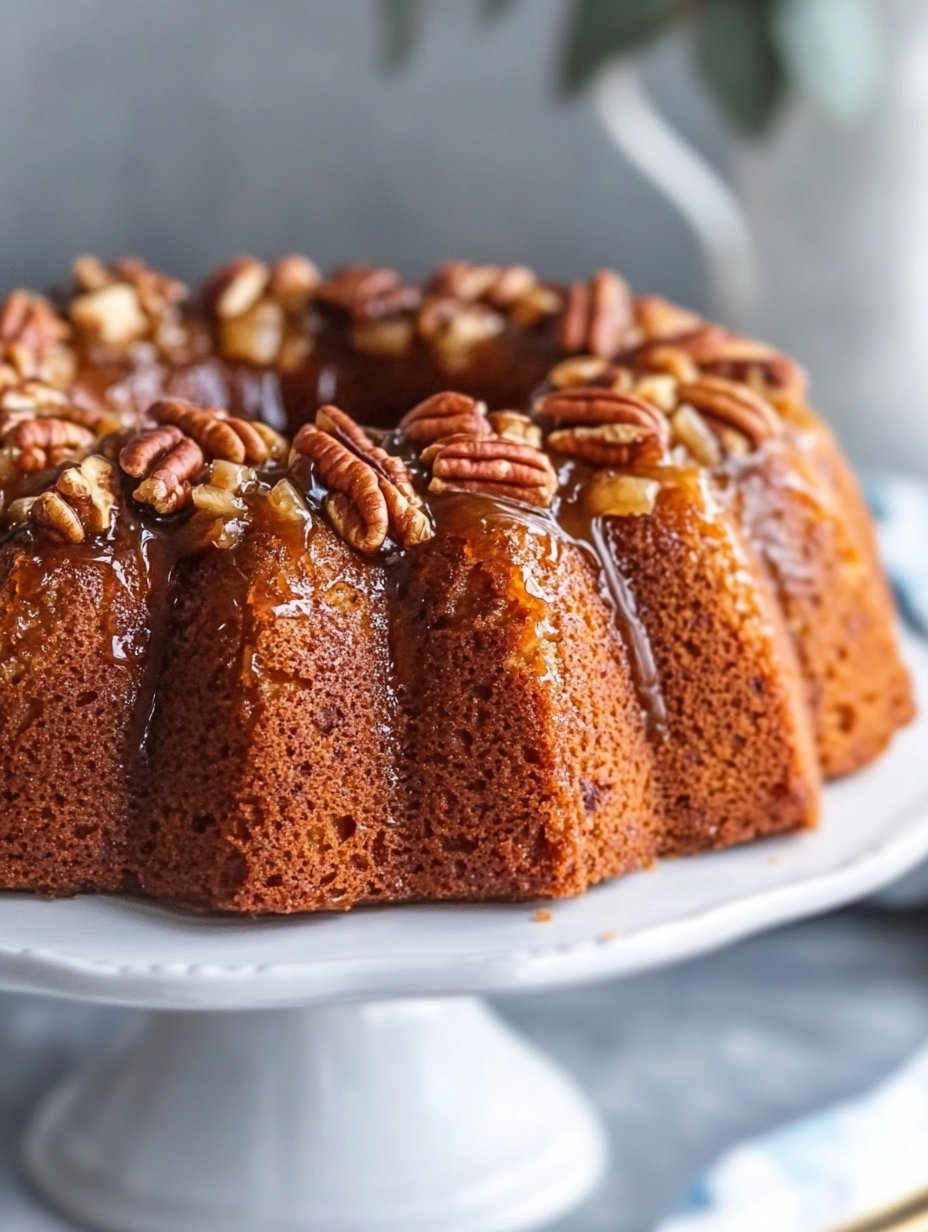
left=23, top=997, right=608, bottom=1232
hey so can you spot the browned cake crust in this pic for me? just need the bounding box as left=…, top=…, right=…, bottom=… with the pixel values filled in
left=0, top=256, right=913, bottom=912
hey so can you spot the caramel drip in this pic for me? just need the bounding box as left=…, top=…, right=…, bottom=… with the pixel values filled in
left=548, top=467, right=669, bottom=736
left=418, top=483, right=668, bottom=737
left=587, top=516, right=667, bottom=736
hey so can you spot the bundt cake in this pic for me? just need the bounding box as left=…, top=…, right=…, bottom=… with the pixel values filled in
left=0, top=255, right=914, bottom=913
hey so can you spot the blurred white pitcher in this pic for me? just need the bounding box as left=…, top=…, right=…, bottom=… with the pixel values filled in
left=594, top=0, right=928, bottom=475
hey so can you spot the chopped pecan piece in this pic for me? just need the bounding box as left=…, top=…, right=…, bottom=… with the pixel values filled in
left=422, top=434, right=557, bottom=507
left=416, top=299, right=506, bottom=371
left=30, top=455, right=119, bottom=544
left=70, top=283, right=148, bottom=345
left=509, top=283, right=562, bottom=328
left=670, top=404, right=722, bottom=466
left=190, top=460, right=256, bottom=525
left=150, top=399, right=282, bottom=466
left=109, top=257, right=187, bottom=316
left=268, top=254, right=321, bottom=313
left=633, top=296, right=704, bottom=340
left=676, top=376, right=781, bottom=453
left=584, top=471, right=661, bottom=518
left=70, top=255, right=186, bottom=345
left=202, top=256, right=270, bottom=320
left=291, top=405, right=432, bottom=554
left=5, top=417, right=95, bottom=472
left=487, top=410, right=542, bottom=449
left=351, top=316, right=415, bottom=358
left=537, top=387, right=669, bottom=467
left=558, top=270, right=633, bottom=358
left=399, top=391, right=490, bottom=448
left=218, top=299, right=285, bottom=365
left=120, top=424, right=205, bottom=514
left=547, top=355, right=613, bottom=390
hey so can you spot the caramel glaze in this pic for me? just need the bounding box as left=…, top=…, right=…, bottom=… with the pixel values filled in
left=0, top=352, right=901, bottom=790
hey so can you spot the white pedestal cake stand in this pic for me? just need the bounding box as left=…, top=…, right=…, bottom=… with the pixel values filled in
left=5, top=629, right=927, bottom=1232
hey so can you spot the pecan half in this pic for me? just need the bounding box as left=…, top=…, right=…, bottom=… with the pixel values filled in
left=292, top=405, right=432, bottom=554
left=30, top=455, right=119, bottom=544
left=558, top=270, right=633, bottom=358
left=696, top=339, right=807, bottom=396
left=0, top=291, right=72, bottom=384
left=314, top=265, right=420, bottom=323
left=426, top=261, right=537, bottom=309
left=398, top=391, right=490, bottom=448
left=0, top=291, right=69, bottom=356
left=537, top=387, right=669, bottom=468
left=120, top=424, right=205, bottom=515
left=5, top=417, right=95, bottom=472
left=0, top=381, right=122, bottom=436
left=676, top=376, right=781, bottom=452
left=150, top=399, right=283, bottom=466
left=422, top=434, right=557, bottom=507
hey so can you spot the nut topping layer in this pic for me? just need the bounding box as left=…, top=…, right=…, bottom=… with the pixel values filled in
left=0, top=258, right=810, bottom=562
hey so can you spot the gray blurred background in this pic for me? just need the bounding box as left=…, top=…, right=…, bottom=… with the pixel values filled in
left=0, top=0, right=721, bottom=306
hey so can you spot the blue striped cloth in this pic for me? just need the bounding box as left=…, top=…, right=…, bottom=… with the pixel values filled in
left=657, top=474, right=928, bottom=1231
left=660, top=1045, right=928, bottom=1231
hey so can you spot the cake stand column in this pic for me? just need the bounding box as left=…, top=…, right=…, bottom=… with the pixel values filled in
left=23, top=996, right=607, bottom=1232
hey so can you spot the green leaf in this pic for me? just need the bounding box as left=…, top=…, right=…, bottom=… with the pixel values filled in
left=771, top=0, right=881, bottom=120
left=481, top=0, right=521, bottom=22
left=378, top=0, right=425, bottom=71
left=694, top=0, right=787, bottom=135
left=558, top=0, right=682, bottom=96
